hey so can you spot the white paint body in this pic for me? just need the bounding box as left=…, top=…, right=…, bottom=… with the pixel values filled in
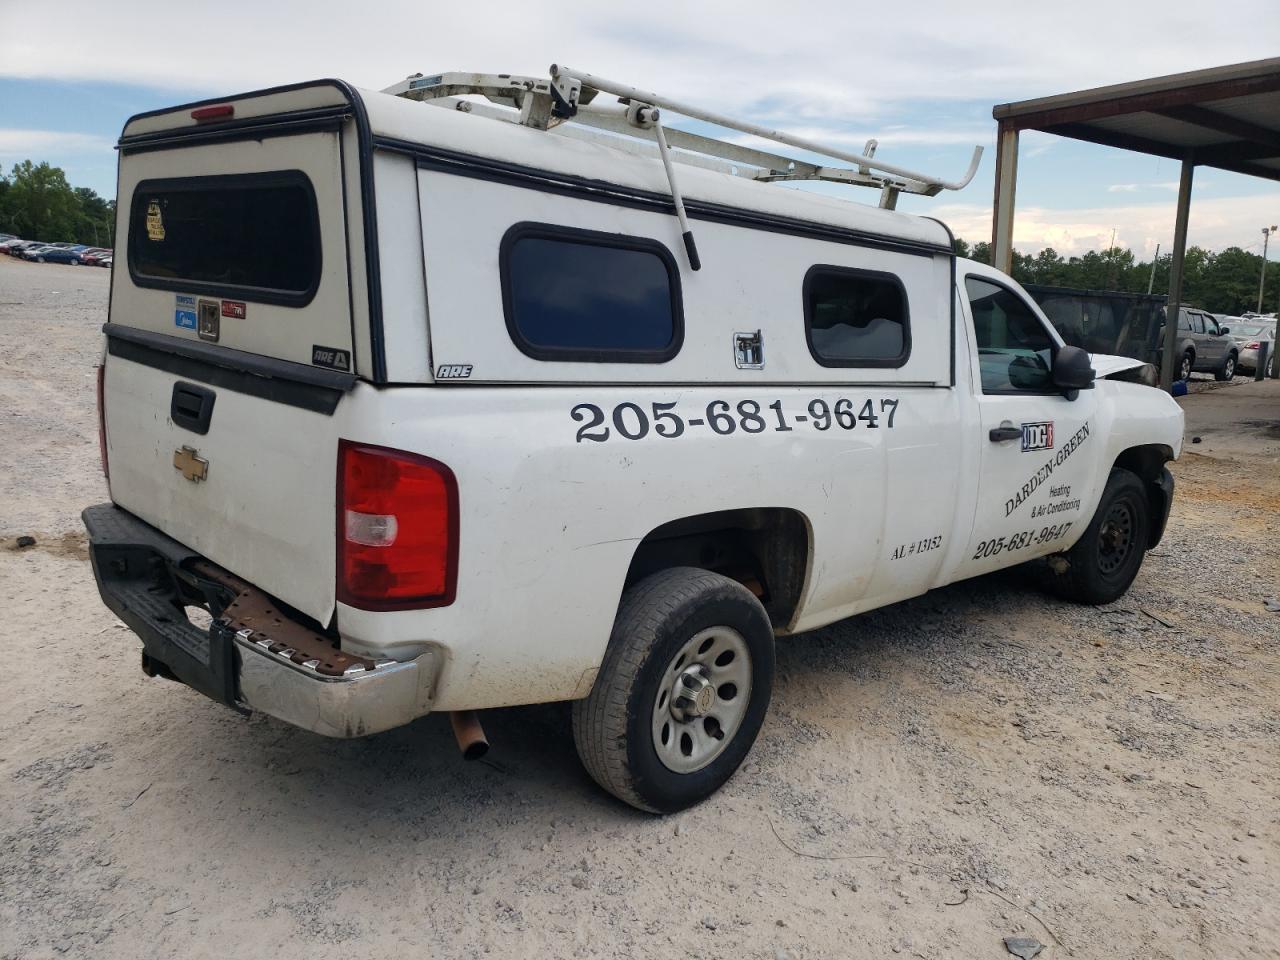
left=102, top=82, right=1184, bottom=718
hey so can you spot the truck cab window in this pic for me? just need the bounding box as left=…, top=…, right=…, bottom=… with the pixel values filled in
left=966, top=276, right=1056, bottom=393
left=804, top=266, right=909, bottom=367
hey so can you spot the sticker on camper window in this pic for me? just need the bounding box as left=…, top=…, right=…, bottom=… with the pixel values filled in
left=146, top=200, right=165, bottom=241
left=174, top=294, right=197, bottom=330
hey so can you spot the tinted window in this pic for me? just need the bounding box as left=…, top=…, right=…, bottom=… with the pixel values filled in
left=501, top=224, right=681, bottom=362
left=966, top=276, right=1056, bottom=393
left=129, top=172, right=320, bottom=305
left=804, top=266, right=909, bottom=367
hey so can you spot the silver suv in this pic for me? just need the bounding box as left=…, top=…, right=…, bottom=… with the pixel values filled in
left=1167, top=306, right=1238, bottom=381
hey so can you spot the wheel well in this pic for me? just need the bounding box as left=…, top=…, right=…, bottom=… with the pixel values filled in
left=1112, top=445, right=1175, bottom=547
left=625, top=508, right=810, bottom=631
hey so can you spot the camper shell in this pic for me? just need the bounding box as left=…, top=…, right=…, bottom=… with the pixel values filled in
left=87, top=75, right=1183, bottom=812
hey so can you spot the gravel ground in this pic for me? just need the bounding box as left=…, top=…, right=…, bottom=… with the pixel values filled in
left=1, top=255, right=1278, bottom=960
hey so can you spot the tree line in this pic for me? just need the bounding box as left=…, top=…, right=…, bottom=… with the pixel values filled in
left=0, top=161, right=116, bottom=248
left=955, top=238, right=1278, bottom=318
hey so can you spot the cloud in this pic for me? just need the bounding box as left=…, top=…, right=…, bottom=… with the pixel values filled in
left=935, top=191, right=1280, bottom=257
left=1, top=0, right=1276, bottom=119
left=0, top=129, right=114, bottom=156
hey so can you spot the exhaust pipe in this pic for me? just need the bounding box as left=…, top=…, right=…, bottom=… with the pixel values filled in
left=449, top=710, right=489, bottom=760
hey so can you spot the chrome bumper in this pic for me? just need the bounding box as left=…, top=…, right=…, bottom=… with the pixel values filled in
left=235, top=633, right=439, bottom=738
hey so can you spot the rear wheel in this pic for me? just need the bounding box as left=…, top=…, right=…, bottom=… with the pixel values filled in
left=1179, top=351, right=1194, bottom=381
left=572, top=567, right=775, bottom=814
left=1048, top=469, right=1150, bottom=605
left=1214, top=351, right=1237, bottom=381
left=35, top=256, right=45, bottom=263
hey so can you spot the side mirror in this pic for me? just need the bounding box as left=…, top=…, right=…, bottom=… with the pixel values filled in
left=1219, top=326, right=1230, bottom=335
left=1052, top=345, right=1095, bottom=399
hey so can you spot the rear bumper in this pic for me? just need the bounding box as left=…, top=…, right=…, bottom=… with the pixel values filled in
left=82, top=503, right=437, bottom=737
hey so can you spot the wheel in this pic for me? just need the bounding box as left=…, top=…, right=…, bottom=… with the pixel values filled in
left=1214, top=351, right=1237, bottom=381
left=572, top=567, right=775, bottom=814
left=1049, top=469, right=1150, bottom=605
left=1178, top=351, right=1194, bottom=381
left=35, top=256, right=45, bottom=263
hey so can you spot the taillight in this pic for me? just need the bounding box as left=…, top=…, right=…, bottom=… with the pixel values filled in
left=96, top=364, right=109, bottom=480
left=1245, top=340, right=1261, bottom=349
left=337, top=441, right=458, bottom=610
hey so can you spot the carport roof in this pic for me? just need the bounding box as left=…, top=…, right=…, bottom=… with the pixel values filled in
left=993, top=57, right=1280, bottom=182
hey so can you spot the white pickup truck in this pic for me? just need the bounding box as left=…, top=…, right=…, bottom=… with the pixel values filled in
left=85, top=72, right=1182, bottom=813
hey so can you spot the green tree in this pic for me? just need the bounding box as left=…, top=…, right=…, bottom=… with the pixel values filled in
left=0, top=161, right=81, bottom=240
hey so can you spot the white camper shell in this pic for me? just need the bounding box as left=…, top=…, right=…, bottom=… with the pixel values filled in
left=86, top=74, right=1183, bottom=813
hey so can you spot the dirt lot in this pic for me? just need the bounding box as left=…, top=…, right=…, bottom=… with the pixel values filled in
left=2, top=255, right=1278, bottom=960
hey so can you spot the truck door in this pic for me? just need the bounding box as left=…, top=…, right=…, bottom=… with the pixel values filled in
left=955, top=273, right=1101, bottom=580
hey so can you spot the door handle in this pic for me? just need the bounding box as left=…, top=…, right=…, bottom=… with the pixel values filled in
left=989, top=424, right=1021, bottom=443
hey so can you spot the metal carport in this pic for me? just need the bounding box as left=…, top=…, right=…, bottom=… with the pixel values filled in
left=990, top=57, right=1280, bottom=388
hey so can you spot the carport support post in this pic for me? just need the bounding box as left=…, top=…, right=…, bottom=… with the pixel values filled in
left=991, top=123, right=1019, bottom=274
left=1160, top=159, right=1195, bottom=391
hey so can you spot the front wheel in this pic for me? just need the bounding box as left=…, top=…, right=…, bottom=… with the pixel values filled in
left=1215, top=352, right=1237, bottom=381
left=572, top=567, right=775, bottom=814
left=1048, top=469, right=1151, bottom=605
left=1179, top=351, right=1194, bottom=381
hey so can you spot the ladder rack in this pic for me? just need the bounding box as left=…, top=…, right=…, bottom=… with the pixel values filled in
left=384, top=66, right=982, bottom=270
left=383, top=66, right=983, bottom=210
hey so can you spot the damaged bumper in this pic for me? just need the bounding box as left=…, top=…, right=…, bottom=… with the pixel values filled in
left=82, top=503, right=436, bottom=737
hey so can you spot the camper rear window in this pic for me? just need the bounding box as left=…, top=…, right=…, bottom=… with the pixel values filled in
left=804, top=266, right=910, bottom=368
left=128, top=171, right=321, bottom=306
left=500, top=223, right=683, bottom=363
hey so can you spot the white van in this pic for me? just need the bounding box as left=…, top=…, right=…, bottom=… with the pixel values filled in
left=85, top=72, right=1182, bottom=812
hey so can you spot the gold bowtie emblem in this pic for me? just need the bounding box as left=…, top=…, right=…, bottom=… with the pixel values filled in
left=173, top=446, right=209, bottom=483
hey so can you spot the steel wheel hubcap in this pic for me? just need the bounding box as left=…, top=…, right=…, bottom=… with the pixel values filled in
left=1098, top=501, right=1135, bottom=575
left=651, top=626, right=752, bottom=774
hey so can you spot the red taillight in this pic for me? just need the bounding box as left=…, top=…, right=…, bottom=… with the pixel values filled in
left=337, top=441, right=458, bottom=610
left=191, top=104, right=234, bottom=123
left=1245, top=340, right=1261, bottom=349
left=96, top=364, right=109, bottom=480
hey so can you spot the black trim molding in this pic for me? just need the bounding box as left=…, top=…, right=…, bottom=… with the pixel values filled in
left=382, top=138, right=952, bottom=259
left=499, top=221, right=685, bottom=364
left=104, top=323, right=355, bottom=415
left=803, top=264, right=913, bottom=369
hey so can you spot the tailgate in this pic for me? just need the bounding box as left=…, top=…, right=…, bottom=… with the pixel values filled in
left=102, top=343, right=350, bottom=622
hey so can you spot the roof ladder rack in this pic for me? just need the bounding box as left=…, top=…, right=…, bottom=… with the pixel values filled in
left=384, top=65, right=983, bottom=250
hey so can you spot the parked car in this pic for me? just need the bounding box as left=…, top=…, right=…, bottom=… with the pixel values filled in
left=85, top=74, right=1183, bottom=813
left=0, top=238, right=29, bottom=254
left=2, top=239, right=38, bottom=256
left=22, top=244, right=87, bottom=265
left=1163, top=306, right=1238, bottom=381
left=1226, top=318, right=1276, bottom=375
left=81, top=249, right=114, bottom=267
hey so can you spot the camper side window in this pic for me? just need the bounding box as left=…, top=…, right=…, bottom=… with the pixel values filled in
left=803, top=266, right=910, bottom=368
left=500, top=223, right=683, bottom=363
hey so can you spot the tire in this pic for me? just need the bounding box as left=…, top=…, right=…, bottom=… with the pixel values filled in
left=1214, top=351, right=1237, bottom=381
left=1178, top=351, right=1194, bottom=381
left=35, top=256, right=45, bottom=263
left=572, top=567, right=775, bottom=814
left=1049, top=469, right=1150, bottom=605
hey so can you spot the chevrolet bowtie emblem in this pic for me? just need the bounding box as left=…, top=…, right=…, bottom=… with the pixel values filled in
left=173, top=445, right=209, bottom=483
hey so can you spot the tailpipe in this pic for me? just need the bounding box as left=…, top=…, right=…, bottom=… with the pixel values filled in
left=449, top=710, right=489, bottom=761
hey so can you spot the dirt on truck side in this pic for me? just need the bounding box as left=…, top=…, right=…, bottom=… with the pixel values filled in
left=1, top=255, right=1278, bottom=959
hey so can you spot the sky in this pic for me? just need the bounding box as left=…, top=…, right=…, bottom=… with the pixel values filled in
left=1, top=0, right=1278, bottom=257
